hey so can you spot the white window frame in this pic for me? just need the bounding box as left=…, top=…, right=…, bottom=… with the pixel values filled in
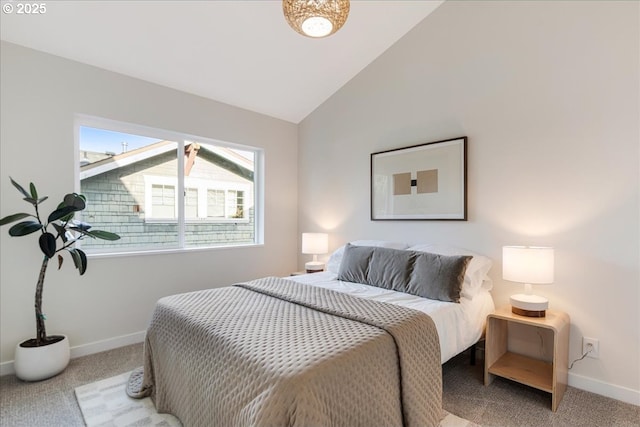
left=145, top=176, right=179, bottom=220
left=74, top=114, right=264, bottom=255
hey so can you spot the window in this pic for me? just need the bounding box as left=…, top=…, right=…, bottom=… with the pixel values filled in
left=227, top=190, right=244, bottom=218
left=76, top=117, right=262, bottom=253
left=152, top=184, right=176, bottom=219
left=185, top=188, right=198, bottom=219
left=207, top=189, right=225, bottom=218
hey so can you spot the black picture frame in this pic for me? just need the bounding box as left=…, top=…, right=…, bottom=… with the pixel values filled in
left=371, top=136, right=467, bottom=221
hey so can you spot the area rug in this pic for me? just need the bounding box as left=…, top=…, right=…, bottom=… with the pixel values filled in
left=76, top=370, right=479, bottom=427
left=75, top=370, right=181, bottom=426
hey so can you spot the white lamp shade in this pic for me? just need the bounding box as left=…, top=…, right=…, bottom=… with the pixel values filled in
left=302, top=233, right=328, bottom=255
left=503, top=246, right=554, bottom=284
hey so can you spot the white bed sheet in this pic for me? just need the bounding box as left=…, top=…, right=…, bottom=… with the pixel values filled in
left=288, top=271, right=495, bottom=364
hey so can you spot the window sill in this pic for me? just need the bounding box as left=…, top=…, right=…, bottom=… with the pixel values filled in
left=143, top=218, right=250, bottom=224
left=84, top=242, right=264, bottom=259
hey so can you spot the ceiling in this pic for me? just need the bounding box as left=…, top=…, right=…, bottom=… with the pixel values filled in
left=0, top=1, right=443, bottom=123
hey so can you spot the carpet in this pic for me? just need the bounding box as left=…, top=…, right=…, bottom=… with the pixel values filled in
left=76, top=370, right=479, bottom=427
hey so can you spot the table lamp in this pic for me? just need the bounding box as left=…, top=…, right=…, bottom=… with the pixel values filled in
left=302, top=232, right=328, bottom=273
left=502, top=246, right=554, bottom=317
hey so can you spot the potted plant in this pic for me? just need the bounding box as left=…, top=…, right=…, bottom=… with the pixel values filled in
left=0, top=177, right=120, bottom=381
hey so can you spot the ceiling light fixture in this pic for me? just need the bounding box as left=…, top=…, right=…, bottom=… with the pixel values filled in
left=283, top=0, right=350, bottom=38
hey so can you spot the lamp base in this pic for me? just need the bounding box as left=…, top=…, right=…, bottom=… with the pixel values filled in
left=511, top=306, right=546, bottom=317
left=305, top=261, right=324, bottom=273
left=510, top=293, right=548, bottom=318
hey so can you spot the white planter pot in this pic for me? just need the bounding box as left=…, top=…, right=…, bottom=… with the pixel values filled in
left=14, top=335, right=70, bottom=381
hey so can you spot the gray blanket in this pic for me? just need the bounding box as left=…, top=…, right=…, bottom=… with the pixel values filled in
left=130, top=277, right=442, bottom=426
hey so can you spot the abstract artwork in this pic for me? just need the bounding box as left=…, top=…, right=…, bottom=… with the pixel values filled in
left=371, top=137, right=467, bottom=220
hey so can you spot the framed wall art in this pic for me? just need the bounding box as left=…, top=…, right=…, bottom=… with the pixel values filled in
left=370, top=136, right=467, bottom=221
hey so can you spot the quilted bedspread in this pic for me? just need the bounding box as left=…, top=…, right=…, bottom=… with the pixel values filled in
left=132, top=277, right=442, bottom=426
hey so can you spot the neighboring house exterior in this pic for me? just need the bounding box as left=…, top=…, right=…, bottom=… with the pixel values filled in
left=79, top=141, right=255, bottom=250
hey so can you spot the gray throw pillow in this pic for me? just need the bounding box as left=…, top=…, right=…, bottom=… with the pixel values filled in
left=367, top=247, right=415, bottom=293
left=337, top=244, right=375, bottom=284
left=407, top=252, right=472, bottom=302
left=337, top=243, right=472, bottom=303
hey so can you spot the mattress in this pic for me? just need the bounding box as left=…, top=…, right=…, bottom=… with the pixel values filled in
left=289, top=271, right=495, bottom=363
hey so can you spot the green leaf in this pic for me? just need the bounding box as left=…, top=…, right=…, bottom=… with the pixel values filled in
left=67, top=248, right=81, bottom=271
left=70, top=221, right=91, bottom=231
left=63, top=194, right=86, bottom=210
left=8, top=221, right=42, bottom=236
left=29, top=182, right=38, bottom=199
left=77, top=249, right=87, bottom=275
left=0, top=213, right=32, bottom=226
left=57, top=254, right=64, bottom=270
left=22, top=197, right=38, bottom=206
left=48, top=206, right=80, bottom=224
left=68, top=248, right=87, bottom=275
left=36, top=196, right=49, bottom=205
left=87, top=230, right=121, bottom=241
left=69, top=228, right=92, bottom=239
left=56, top=201, right=74, bottom=222
left=51, top=223, right=67, bottom=241
left=38, top=233, right=56, bottom=258
left=10, top=177, right=30, bottom=199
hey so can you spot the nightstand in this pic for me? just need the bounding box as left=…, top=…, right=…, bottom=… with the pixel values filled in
left=484, top=306, right=570, bottom=411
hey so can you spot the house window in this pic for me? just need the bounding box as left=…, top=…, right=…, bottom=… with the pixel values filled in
left=185, top=188, right=198, bottom=219
left=205, top=189, right=245, bottom=220
left=152, top=184, right=176, bottom=219
left=77, top=117, right=262, bottom=253
left=207, top=189, right=225, bottom=218
left=227, top=190, right=244, bottom=219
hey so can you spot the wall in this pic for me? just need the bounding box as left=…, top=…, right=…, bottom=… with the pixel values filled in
left=298, top=1, right=639, bottom=404
left=0, top=42, right=298, bottom=368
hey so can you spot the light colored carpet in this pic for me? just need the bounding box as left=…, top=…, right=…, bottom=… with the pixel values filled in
left=75, top=370, right=477, bottom=427
left=2, top=344, right=638, bottom=426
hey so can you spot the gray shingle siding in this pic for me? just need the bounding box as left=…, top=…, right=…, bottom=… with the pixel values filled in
left=80, top=150, right=255, bottom=250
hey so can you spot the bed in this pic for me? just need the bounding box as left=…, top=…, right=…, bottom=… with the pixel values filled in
left=128, top=241, right=495, bottom=427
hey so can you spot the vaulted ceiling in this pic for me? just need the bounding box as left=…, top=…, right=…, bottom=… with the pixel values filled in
left=0, top=1, right=443, bottom=123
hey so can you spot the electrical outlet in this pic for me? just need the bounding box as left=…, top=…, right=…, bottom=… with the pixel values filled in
left=583, top=337, right=599, bottom=359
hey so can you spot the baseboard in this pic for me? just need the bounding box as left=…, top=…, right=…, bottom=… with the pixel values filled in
left=569, top=372, right=640, bottom=406
left=0, top=331, right=146, bottom=377
left=2, top=332, right=637, bottom=407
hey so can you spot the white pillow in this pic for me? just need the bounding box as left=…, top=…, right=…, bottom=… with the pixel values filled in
left=406, top=244, right=493, bottom=298
left=326, top=240, right=409, bottom=274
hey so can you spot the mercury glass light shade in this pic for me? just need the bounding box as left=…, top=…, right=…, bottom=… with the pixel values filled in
left=302, top=232, right=329, bottom=272
left=503, top=246, right=554, bottom=317
left=283, top=0, right=350, bottom=38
